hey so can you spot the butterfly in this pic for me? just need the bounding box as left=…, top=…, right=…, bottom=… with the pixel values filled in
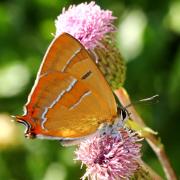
left=15, top=33, right=127, bottom=145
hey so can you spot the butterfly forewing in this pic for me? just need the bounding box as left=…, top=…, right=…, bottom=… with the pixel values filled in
left=17, top=33, right=117, bottom=139
left=38, top=33, right=82, bottom=76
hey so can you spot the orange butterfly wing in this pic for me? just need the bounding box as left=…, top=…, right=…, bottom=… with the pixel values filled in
left=16, top=33, right=117, bottom=139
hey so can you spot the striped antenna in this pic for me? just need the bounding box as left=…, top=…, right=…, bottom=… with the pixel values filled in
left=125, top=94, right=159, bottom=109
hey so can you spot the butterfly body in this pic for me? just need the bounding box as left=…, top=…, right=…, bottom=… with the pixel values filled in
left=16, top=33, right=117, bottom=142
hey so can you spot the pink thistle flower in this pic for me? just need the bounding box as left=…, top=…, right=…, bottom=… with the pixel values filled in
left=75, top=128, right=142, bottom=180
left=55, top=1, right=116, bottom=50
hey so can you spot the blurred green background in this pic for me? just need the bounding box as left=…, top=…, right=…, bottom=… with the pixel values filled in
left=0, top=0, right=179, bottom=179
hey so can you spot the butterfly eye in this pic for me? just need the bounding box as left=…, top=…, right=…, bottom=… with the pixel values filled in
left=121, top=109, right=127, bottom=120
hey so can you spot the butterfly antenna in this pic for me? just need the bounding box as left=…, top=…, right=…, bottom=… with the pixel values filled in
left=125, top=94, right=159, bottom=108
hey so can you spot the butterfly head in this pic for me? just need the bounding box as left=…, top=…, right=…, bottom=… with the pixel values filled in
left=118, top=107, right=130, bottom=122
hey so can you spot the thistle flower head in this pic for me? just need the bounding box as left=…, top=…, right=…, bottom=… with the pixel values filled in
left=55, top=1, right=116, bottom=50
left=75, top=128, right=142, bottom=180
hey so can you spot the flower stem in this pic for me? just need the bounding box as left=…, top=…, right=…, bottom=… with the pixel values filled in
left=138, top=159, right=163, bottom=180
left=114, top=87, right=177, bottom=180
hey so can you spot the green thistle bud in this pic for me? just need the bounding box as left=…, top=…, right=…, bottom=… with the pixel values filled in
left=94, top=34, right=126, bottom=89
left=130, top=165, right=152, bottom=180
